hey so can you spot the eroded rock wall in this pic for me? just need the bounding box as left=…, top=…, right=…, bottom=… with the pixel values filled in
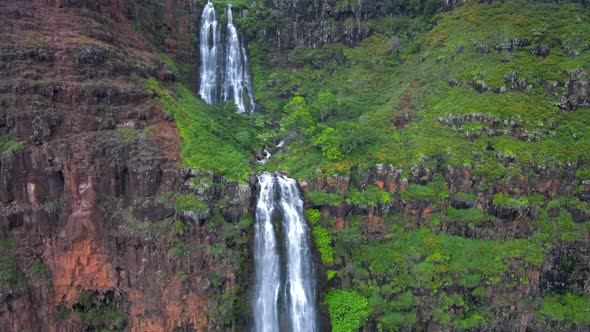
left=0, top=1, right=251, bottom=331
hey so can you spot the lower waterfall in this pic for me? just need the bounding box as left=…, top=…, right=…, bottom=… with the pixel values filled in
left=252, top=173, right=317, bottom=332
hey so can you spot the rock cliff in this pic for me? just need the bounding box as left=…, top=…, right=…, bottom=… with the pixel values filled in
left=1, top=0, right=589, bottom=331
left=0, top=1, right=251, bottom=331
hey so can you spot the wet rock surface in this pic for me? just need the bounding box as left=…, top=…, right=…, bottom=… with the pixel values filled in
left=559, top=69, right=590, bottom=111
left=0, top=1, right=248, bottom=331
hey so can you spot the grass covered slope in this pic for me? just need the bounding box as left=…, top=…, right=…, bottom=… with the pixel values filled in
left=240, top=1, right=590, bottom=331
left=253, top=0, right=590, bottom=179
left=138, top=0, right=589, bottom=330
left=146, top=79, right=276, bottom=181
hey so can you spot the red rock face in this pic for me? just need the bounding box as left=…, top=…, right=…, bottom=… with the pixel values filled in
left=0, top=1, right=226, bottom=331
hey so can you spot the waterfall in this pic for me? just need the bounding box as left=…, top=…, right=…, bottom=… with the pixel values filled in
left=198, top=1, right=220, bottom=104
left=198, top=2, right=255, bottom=113
left=253, top=173, right=281, bottom=332
left=278, top=176, right=317, bottom=332
left=253, top=173, right=317, bottom=332
left=223, top=5, right=255, bottom=114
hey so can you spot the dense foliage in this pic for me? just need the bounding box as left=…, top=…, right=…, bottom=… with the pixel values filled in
left=325, top=289, right=369, bottom=332
left=135, top=0, right=590, bottom=330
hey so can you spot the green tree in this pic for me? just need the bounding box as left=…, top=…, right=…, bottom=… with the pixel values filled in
left=281, top=96, right=315, bottom=136
left=312, top=91, right=338, bottom=122
left=337, top=122, right=375, bottom=155
left=326, top=289, right=369, bottom=332
left=312, top=126, right=344, bottom=161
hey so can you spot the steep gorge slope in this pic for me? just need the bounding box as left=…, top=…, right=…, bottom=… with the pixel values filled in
left=0, top=1, right=251, bottom=331
left=0, top=0, right=589, bottom=331
left=252, top=1, right=590, bottom=331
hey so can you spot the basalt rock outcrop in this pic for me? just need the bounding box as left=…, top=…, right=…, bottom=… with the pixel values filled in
left=301, top=161, right=589, bottom=331
left=0, top=1, right=250, bottom=331
left=1, top=0, right=589, bottom=331
left=250, top=0, right=457, bottom=51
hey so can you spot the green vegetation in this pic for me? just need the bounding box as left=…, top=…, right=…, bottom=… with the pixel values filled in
left=79, top=307, right=126, bottom=331
left=400, top=177, right=449, bottom=202
left=43, top=200, right=59, bottom=214
left=96, top=127, right=139, bottom=146
left=129, top=0, right=590, bottom=330
left=322, top=197, right=587, bottom=329
left=327, top=269, right=337, bottom=280
left=445, top=207, right=491, bottom=223
left=539, top=293, right=590, bottom=326
left=204, top=208, right=253, bottom=330
left=0, top=135, right=24, bottom=156
left=346, top=186, right=391, bottom=206
left=167, top=192, right=208, bottom=213
left=146, top=79, right=265, bottom=181
left=50, top=304, right=71, bottom=323
left=307, top=191, right=344, bottom=207
left=239, top=0, right=590, bottom=181
left=312, top=226, right=334, bottom=265
left=31, top=259, right=51, bottom=286
left=304, top=208, right=321, bottom=224
left=117, top=205, right=191, bottom=245
left=74, top=291, right=127, bottom=331
left=316, top=182, right=590, bottom=330
left=325, top=289, right=369, bottom=332
left=0, top=237, right=26, bottom=292
left=238, top=213, right=254, bottom=228
left=492, top=193, right=529, bottom=207
left=169, top=241, right=191, bottom=258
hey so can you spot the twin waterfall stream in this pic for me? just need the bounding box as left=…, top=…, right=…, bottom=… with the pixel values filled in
left=253, top=173, right=317, bottom=332
left=198, top=1, right=255, bottom=113
left=199, top=3, right=317, bottom=331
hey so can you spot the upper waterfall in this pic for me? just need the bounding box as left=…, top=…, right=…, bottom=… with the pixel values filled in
left=223, top=5, right=255, bottom=114
left=253, top=173, right=317, bottom=332
left=198, top=2, right=255, bottom=113
left=198, top=1, right=220, bottom=104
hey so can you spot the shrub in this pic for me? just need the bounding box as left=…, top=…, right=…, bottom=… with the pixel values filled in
left=50, top=305, right=71, bottom=323
left=304, top=209, right=321, bottom=224
left=0, top=135, right=24, bottom=156
left=169, top=242, right=190, bottom=258
left=326, top=289, right=369, bottom=332
left=173, top=220, right=189, bottom=233
left=400, top=175, right=449, bottom=202
left=239, top=213, right=254, bottom=228
left=312, top=126, right=344, bottom=161
left=492, top=193, right=528, bottom=207
left=446, top=207, right=491, bottom=223
left=43, top=200, right=59, bottom=214
left=327, top=270, right=337, bottom=280
left=307, top=191, right=343, bottom=206
left=313, top=226, right=334, bottom=265
left=0, top=237, right=26, bottom=292
left=171, top=193, right=208, bottom=213
left=347, top=186, right=391, bottom=205
left=31, top=259, right=51, bottom=285
left=539, top=293, right=590, bottom=326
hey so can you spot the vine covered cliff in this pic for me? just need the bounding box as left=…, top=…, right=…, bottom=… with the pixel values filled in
left=0, top=0, right=589, bottom=331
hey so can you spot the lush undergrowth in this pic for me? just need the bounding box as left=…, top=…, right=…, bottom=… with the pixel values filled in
left=139, top=0, right=590, bottom=330
left=249, top=0, right=590, bottom=180
left=239, top=0, right=590, bottom=330
left=311, top=193, right=590, bottom=331
left=146, top=79, right=270, bottom=182
left=146, top=0, right=589, bottom=181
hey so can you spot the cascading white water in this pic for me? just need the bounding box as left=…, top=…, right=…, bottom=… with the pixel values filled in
left=253, top=173, right=281, bottom=332
left=198, top=2, right=255, bottom=113
left=278, top=176, right=317, bottom=332
left=223, top=5, right=255, bottom=114
left=253, top=173, right=317, bottom=332
left=198, top=1, right=220, bottom=104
